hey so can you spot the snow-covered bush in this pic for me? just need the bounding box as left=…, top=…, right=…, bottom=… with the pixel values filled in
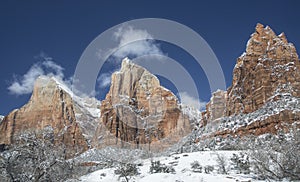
left=204, top=165, right=214, bottom=174
left=190, top=161, right=202, bottom=173
left=230, top=153, right=250, bottom=174
left=114, top=163, right=140, bottom=182
left=249, top=127, right=300, bottom=180
left=149, top=160, right=175, bottom=174
left=216, top=154, right=228, bottom=174
left=0, top=127, right=74, bottom=181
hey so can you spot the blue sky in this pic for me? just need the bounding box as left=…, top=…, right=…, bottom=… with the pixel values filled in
left=1, top=0, right=299, bottom=115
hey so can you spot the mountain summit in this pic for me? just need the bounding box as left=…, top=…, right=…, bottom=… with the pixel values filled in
left=200, top=23, right=300, bottom=137
left=0, top=76, right=89, bottom=157
left=0, top=24, right=299, bottom=159
left=92, top=58, right=192, bottom=150
left=227, top=23, right=300, bottom=115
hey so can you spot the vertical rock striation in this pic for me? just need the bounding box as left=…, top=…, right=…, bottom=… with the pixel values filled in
left=226, top=23, right=300, bottom=116
left=93, top=58, right=191, bottom=150
left=0, top=76, right=89, bottom=158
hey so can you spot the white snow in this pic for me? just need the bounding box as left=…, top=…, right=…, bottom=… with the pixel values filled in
left=181, top=104, right=202, bottom=124
left=79, top=150, right=260, bottom=182
left=49, top=76, right=101, bottom=118
left=0, top=115, right=4, bottom=123
left=43, top=76, right=101, bottom=142
left=209, top=94, right=300, bottom=134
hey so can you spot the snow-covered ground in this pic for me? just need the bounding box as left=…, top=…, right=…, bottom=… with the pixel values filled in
left=202, top=94, right=300, bottom=135
left=79, top=150, right=260, bottom=182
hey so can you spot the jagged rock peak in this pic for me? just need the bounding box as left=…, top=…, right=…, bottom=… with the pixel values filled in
left=0, top=75, right=89, bottom=158
left=201, top=89, right=227, bottom=126
left=227, top=23, right=300, bottom=115
left=93, top=57, right=190, bottom=149
left=245, top=23, right=298, bottom=60
left=106, top=57, right=175, bottom=105
left=200, top=24, right=300, bottom=139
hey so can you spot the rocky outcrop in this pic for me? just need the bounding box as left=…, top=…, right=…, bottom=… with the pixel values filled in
left=92, top=58, right=191, bottom=150
left=1, top=23, right=298, bottom=156
left=73, top=96, right=101, bottom=145
left=201, top=23, right=300, bottom=138
left=226, top=23, right=300, bottom=116
left=201, top=90, right=227, bottom=126
left=0, top=76, right=89, bottom=158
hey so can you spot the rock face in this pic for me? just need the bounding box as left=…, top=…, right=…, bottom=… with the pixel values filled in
left=0, top=76, right=89, bottom=158
left=93, top=58, right=191, bottom=150
left=73, top=95, right=101, bottom=146
left=1, top=23, right=298, bottom=157
left=226, top=23, right=300, bottom=116
left=201, top=90, right=227, bottom=126
left=201, top=23, right=300, bottom=137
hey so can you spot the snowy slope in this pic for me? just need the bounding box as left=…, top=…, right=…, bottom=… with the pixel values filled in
left=182, top=104, right=202, bottom=124
left=79, top=150, right=259, bottom=182
left=201, top=94, right=300, bottom=135
left=50, top=77, right=100, bottom=117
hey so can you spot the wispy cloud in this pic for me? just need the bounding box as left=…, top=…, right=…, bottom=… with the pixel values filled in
left=8, top=53, right=66, bottom=95
left=179, top=92, right=206, bottom=110
left=96, top=25, right=165, bottom=90
left=97, top=72, right=112, bottom=89
left=97, top=25, right=164, bottom=61
left=113, top=25, right=163, bottom=58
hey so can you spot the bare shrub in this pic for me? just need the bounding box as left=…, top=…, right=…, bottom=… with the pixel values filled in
left=249, top=127, right=300, bottom=180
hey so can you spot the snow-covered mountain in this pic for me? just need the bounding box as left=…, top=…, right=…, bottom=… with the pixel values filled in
left=198, top=23, right=300, bottom=139
left=0, top=76, right=100, bottom=157
left=50, top=77, right=101, bottom=145
left=92, top=59, right=193, bottom=150
left=0, top=23, right=299, bottom=182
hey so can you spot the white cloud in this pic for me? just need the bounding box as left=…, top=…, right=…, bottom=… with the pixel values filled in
left=97, top=73, right=112, bottom=89
left=8, top=53, right=66, bottom=95
left=179, top=92, right=206, bottom=110
left=98, top=25, right=164, bottom=61
left=42, top=60, right=64, bottom=78
left=95, top=26, right=166, bottom=91
left=113, top=25, right=163, bottom=59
